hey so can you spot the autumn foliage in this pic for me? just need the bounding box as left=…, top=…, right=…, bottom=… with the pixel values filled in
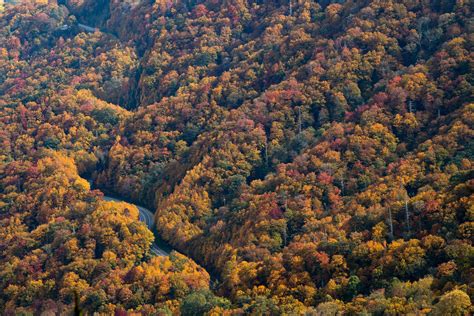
left=1, top=0, right=473, bottom=314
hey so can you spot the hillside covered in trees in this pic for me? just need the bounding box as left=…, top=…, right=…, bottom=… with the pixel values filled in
left=1, top=0, right=473, bottom=314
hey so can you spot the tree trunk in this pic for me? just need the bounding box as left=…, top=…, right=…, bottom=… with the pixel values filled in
left=388, top=207, right=394, bottom=241
left=405, top=196, right=410, bottom=236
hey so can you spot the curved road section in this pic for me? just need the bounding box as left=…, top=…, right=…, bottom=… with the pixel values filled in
left=102, top=195, right=168, bottom=257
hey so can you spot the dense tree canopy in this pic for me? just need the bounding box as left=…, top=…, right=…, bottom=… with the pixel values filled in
left=1, top=0, right=472, bottom=314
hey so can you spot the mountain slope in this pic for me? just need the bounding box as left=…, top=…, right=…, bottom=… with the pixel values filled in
left=1, top=0, right=473, bottom=314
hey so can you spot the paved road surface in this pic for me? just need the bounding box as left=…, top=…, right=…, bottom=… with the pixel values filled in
left=103, top=195, right=168, bottom=257
left=78, top=23, right=99, bottom=33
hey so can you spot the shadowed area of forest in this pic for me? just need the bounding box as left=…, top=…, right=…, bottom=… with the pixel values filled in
left=0, top=0, right=472, bottom=314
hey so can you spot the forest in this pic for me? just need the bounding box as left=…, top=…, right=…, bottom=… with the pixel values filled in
left=0, top=0, right=472, bottom=315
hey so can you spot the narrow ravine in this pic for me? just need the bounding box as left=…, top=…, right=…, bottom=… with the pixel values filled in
left=74, top=26, right=169, bottom=257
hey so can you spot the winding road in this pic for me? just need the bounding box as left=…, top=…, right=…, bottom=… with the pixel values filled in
left=85, top=177, right=169, bottom=257
left=103, top=195, right=168, bottom=256
left=78, top=23, right=99, bottom=33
